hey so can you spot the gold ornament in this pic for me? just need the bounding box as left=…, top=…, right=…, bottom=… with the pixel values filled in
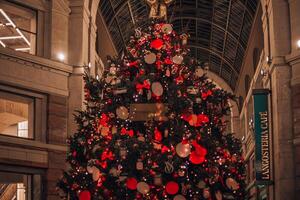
left=176, top=143, right=191, bottom=158
left=116, top=106, right=129, bottom=120
left=154, top=174, right=162, bottom=185
left=164, top=160, right=174, bottom=174
left=136, top=159, right=144, bottom=170
left=145, top=0, right=174, bottom=20
left=151, top=82, right=164, bottom=96
left=92, top=168, right=101, bottom=181
left=195, top=67, right=204, bottom=77
left=137, top=182, right=150, bottom=194
left=174, top=194, right=186, bottom=200
left=172, top=55, right=184, bottom=64
left=144, top=52, right=157, bottom=64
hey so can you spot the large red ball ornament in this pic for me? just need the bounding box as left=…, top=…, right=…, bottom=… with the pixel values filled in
left=79, top=190, right=91, bottom=200
left=150, top=39, right=163, bottom=50
left=126, top=177, right=138, bottom=190
left=189, top=142, right=207, bottom=165
left=166, top=181, right=179, bottom=195
left=189, top=151, right=206, bottom=164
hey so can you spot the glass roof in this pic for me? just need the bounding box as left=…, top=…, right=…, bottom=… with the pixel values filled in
left=99, top=0, right=259, bottom=89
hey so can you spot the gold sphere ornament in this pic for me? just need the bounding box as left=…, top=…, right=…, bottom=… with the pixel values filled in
left=176, top=142, right=191, bottom=158
left=172, top=55, right=184, bottom=64
left=144, top=52, right=157, bottom=64
left=92, top=168, right=101, bottom=181
left=174, top=194, right=186, bottom=200
left=116, top=106, right=129, bottom=120
left=151, top=82, right=164, bottom=96
left=137, top=182, right=150, bottom=194
left=195, top=67, right=204, bottom=77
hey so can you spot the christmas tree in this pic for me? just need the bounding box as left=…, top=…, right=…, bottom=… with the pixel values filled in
left=57, top=9, right=245, bottom=200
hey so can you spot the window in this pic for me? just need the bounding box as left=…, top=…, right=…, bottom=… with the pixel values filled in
left=238, top=96, right=244, bottom=112
left=0, top=1, right=37, bottom=54
left=244, top=75, right=250, bottom=93
left=0, top=90, right=34, bottom=139
left=0, top=170, right=42, bottom=200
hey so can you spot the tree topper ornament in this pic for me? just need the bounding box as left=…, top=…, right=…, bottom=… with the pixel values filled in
left=145, top=0, right=174, bottom=20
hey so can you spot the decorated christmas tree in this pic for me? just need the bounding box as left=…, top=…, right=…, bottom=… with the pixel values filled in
left=57, top=3, right=245, bottom=200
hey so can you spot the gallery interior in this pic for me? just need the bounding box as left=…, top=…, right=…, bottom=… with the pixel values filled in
left=0, top=0, right=299, bottom=199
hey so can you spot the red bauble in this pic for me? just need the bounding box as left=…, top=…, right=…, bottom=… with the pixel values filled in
left=165, top=181, right=179, bottom=195
left=154, top=128, right=162, bottom=142
left=79, top=190, right=91, bottom=200
left=126, top=177, right=138, bottom=190
left=189, top=151, right=206, bottom=164
left=150, top=39, right=163, bottom=50
left=189, top=142, right=207, bottom=165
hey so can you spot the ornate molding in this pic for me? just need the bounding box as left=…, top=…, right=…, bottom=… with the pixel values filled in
left=0, top=47, right=73, bottom=75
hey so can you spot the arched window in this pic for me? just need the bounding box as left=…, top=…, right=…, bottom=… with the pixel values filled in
left=245, top=75, right=250, bottom=93
left=238, top=96, right=244, bottom=112
left=253, top=48, right=260, bottom=71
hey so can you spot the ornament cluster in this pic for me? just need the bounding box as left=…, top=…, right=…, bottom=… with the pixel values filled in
left=57, top=21, right=245, bottom=200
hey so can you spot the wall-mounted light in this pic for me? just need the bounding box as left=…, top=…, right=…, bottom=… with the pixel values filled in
left=297, top=40, right=300, bottom=49
left=57, top=52, right=65, bottom=61
left=260, top=68, right=268, bottom=77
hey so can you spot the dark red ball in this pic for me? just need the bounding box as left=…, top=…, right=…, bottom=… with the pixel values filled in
left=165, top=181, right=179, bottom=195
left=126, top=177, right=138, bottom=190
left=79, top=190, right=91, bottom=200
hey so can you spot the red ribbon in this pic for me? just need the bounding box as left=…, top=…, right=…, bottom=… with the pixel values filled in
left=136, top=80, right=151, bottom=92
left=201, top=90, right=212, bottom=100
left=101, top=150, right=114, bottom=161
left=121, top=127, right=134, bottom=137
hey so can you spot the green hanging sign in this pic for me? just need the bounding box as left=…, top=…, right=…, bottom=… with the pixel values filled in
left=253, top=89, right=271, bottom=182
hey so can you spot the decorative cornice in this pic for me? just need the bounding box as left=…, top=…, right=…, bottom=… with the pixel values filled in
left=0, top=47, right=73, bottom=75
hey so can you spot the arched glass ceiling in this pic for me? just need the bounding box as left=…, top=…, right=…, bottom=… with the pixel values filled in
left=99, top=0, right=259, bottom=89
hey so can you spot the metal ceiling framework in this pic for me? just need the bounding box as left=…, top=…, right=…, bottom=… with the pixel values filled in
left=99, top=0, right=259, bottom=89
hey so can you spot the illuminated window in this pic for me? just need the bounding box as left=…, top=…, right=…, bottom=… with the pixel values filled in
left=0, top=91, right=34, bottom=139
left=0, top=171, right=42, bottom=200
left=0, top=1, right=37, bottom=54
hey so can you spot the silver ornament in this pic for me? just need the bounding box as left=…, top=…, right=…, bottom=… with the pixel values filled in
left=162, top=24, right=173, bottom=34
